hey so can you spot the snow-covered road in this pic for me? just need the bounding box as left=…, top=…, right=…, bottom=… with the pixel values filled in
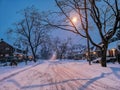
left=0, top=60, right=120, bottom=90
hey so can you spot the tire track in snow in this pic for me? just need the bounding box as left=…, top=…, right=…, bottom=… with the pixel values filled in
left=61, top=63, right=119, bottom=90
left=20, top=62, right=56, bottom=90
left=51, top=62, right=118, bottom=90
left=0, top=62, right=42, bottom=82
left=0, top=61, right=120, bottom=90
left=51, top=62, right=82, bottom=90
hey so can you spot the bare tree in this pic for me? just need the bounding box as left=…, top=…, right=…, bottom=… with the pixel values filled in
left=88, top=0, right=120, bottom=67
left=50, top=37, right=72, bottom=59
left=58, top=38, right=71, bottom=59
left=116, top=22, right=120, bottom=40
left=43, top=0, right=92, bottom=64
left=7, top=6, right=50, bottom=62
left=40, top=37, right=53, bottom=59
left=43, top=0, right=120, bottom=67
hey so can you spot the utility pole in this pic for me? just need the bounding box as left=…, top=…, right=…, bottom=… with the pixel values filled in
left=84, top=0, right=91, bottom=65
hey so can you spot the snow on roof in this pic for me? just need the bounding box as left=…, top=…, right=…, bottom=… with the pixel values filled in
left=108, top=40, right=120, bottom=50
left=92, top=46, right=96, bottom=51
left=92, top=40, right=120, bottom=51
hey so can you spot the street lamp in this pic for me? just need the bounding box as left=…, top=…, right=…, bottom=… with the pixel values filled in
left=72, top=17, right=77, bottom=23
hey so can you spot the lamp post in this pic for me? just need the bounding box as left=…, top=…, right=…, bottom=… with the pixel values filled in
left=86, top=32, right=91, bottom=65
left=84, top=0, right=91, bottom=65
left=71, top=15, right=91, bottom=65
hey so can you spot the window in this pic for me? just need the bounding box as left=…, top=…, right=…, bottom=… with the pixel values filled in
left=0, top=54, right=3, bottom=56
left=6, top=47, right=10, bottom=50
left=118, top=45, right=120, bottom=50
left=5, top=54, right=9, bottom=57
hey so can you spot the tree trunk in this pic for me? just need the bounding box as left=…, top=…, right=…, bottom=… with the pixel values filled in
left=32, top=50, right=36, bottom=62
left=28, top=38, right=36, bottom=62
left=30, top=44, right=36, bottom=62
left=101, top=44, right=108, bottom=67
left=87, top=38, right=91, bottom=65
left=60, top=53, right=63, bottom=60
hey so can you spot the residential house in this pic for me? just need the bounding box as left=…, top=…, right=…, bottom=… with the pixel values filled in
left=107, top=40, right=120, bottom=57
left=67, top=44, right=87, bottom=60
left=0, top=39, right=14, bottom=58
left=0, top=39, right=26, bottom=61
left=91, top=40, right=120, bottom=59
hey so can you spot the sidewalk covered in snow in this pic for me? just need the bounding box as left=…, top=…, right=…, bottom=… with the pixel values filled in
left=0, top=60, right=120, bottom=90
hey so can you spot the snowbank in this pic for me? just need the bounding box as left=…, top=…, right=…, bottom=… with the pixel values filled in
left=0, top=60, right=120, bottom=90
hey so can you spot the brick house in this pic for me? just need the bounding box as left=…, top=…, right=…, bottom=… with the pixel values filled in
left=0, top=39, right=26, bottom=60
left=0, top=39, right=14, bottom=58
left=91, top=40, right=120, bottom=59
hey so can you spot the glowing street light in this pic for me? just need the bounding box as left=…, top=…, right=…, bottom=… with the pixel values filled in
left=72, top=17, right=77, bottom=23
left=71, top=15, right=91, bottom=65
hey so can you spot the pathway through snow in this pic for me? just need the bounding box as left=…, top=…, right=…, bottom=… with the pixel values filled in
left=0, top=60, right=120, bottom=90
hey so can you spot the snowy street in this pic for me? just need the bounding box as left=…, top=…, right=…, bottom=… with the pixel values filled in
left=0, top=60, right=120, bottom=90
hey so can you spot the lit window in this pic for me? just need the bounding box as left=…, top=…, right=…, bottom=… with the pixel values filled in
left=6, top=47, right=10, bottom=50
left=5, top=54, right=9, bottom=57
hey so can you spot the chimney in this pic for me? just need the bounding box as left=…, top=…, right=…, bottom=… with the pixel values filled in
left=0, top=38, right=3, bottom=42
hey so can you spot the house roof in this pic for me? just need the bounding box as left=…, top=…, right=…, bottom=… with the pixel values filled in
left=91, top=40, right=120, bottom=51
left=108, top=40, right=120, bottom=50
left=0, top=39, right=13, bottom=48
left=0, top=39, right=26, bottom=53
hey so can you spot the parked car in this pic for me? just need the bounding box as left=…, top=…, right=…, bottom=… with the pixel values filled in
left=92, top=57, right=117, bottom=63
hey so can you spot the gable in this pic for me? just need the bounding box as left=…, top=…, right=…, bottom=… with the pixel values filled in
left=0, top=41, right=13, bottom=49
left=0, top=40, right=14, bottom=53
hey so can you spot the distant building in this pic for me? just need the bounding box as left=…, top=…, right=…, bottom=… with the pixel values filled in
left=0, top=39, right=14, bottom=58
left=107, top=40, right=120, bottom=57
left=67, top=44, right=87, bottom=60
left=91, top=40, right=120, bottom=58
left=0, top=39, right=26, bottom=60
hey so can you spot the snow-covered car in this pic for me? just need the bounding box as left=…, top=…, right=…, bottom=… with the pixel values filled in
left=92, top=57, right=116, bottom=63
left=92, top=57, right=101, bottom=63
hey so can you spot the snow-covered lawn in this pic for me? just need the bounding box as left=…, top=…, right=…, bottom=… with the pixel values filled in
left=0, top=60, right=120, bottom=90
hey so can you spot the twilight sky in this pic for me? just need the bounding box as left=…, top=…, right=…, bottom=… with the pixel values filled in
left=0, top=0, right=83, bottom=44
left=0, top=0, right=55, bottom=39
left=0, top=0, right=100, bottom=46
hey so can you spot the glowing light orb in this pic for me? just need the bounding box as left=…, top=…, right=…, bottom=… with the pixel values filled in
left=72, top=17, right=77, bottom=23
left=50, top=52, right=57, bottom=60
